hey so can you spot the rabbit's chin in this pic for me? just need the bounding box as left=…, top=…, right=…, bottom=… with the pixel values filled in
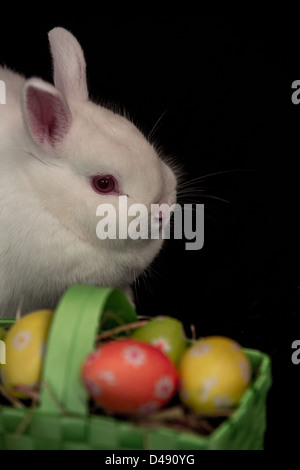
left=89, top=236, right=164, bottom=287
left=118, top=238, right=164, bottom=283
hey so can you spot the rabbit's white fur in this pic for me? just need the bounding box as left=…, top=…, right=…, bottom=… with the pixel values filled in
left=0, top=27, right=176, bottom=317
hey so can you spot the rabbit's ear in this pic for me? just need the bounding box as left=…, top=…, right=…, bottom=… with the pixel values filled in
left=48, top=27, right=88, bottom=102
left=22, top=78, right=72, bottom=147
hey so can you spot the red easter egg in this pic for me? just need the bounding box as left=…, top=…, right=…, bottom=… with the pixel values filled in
left=81, top=339, right=179, bottom=415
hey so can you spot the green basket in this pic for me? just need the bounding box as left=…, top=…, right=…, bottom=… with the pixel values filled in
left=0, top=284, right=272, bottom=450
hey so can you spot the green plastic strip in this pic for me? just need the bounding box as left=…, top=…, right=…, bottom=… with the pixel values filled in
left=0, top=319, right=16, bottom=327
left=37, top=285, right=137, bottom=416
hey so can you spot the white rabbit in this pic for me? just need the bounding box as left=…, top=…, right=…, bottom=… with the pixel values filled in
left=0, top=27, right=177, bottom=317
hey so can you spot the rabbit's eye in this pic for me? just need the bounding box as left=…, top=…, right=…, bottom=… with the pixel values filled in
left=91, top=175, right=118, bottom=194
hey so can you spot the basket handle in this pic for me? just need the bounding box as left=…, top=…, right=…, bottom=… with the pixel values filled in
left=36, top=284, right=138, bottom=416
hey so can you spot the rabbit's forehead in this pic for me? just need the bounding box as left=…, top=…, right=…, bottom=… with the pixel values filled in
left=72, top=101, right=146, bottom=146
left=68, top=104, right=163, bottom=180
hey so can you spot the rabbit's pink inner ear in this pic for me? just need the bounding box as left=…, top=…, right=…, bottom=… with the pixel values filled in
left=25, top=85, right=71, bottom=146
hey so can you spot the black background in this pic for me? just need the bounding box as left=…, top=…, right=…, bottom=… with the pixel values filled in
left=1, top=14, right=299, bottom=449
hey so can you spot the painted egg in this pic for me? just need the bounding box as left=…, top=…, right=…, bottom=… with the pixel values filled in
left=82, top=339, right=179, bottom=415
left=131, top=316, right=187, bottom=364
left=178, top=336, right=252, bottom=413
left=1, top=310, right=54, bottom=397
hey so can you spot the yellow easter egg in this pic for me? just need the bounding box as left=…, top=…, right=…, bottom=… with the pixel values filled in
left=1, top=310, right=54, bottom=397
left=178, top=336, right=252, bottom=413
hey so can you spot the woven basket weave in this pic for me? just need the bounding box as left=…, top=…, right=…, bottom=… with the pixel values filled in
left=0, top=285, right=272, bottom=450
